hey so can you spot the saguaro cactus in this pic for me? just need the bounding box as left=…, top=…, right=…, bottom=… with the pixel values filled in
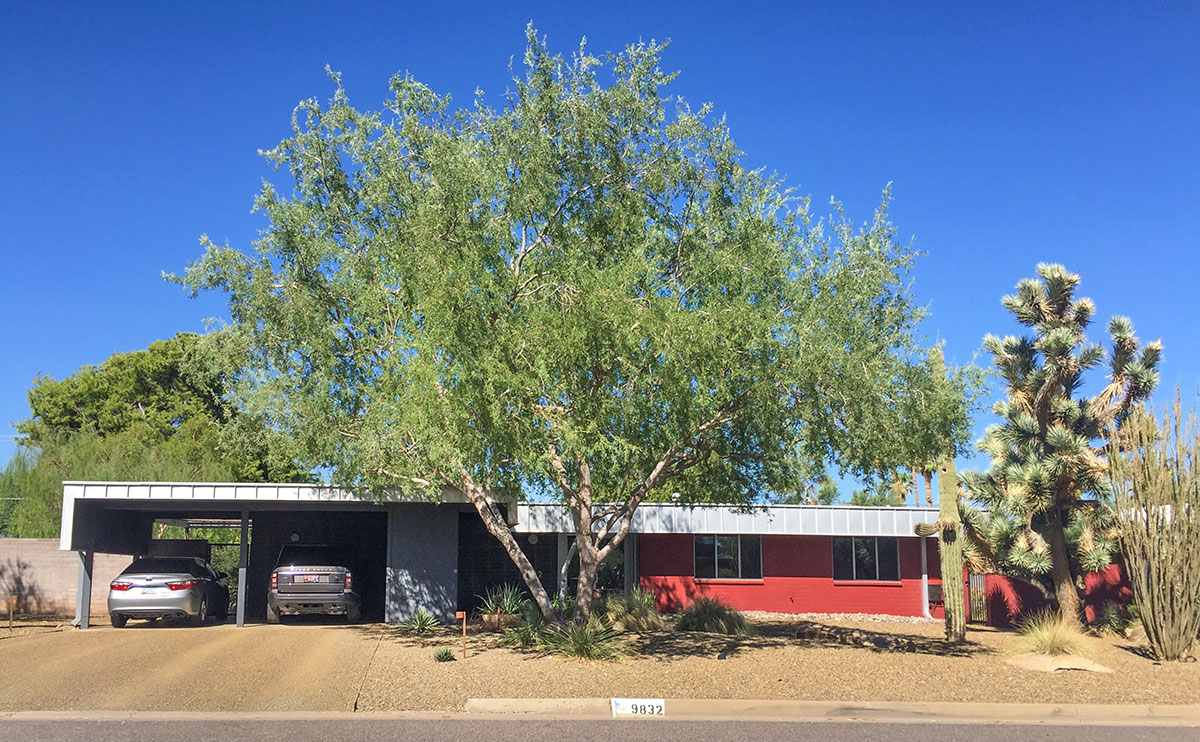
left=914, top=348, right=966, bottom=642
left=918, top=457, right=966, bottom=642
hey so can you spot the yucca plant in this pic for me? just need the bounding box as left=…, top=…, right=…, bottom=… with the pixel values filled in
left=502, top=614, right=549, bottom=648
left=552, top=593, right=577, bottom=621
left=675, top=597, right=752, bottom=636
left=601, top=590, right=665, bottom=633
left=403, top=608, right=441, bottom=635
left=542, top=615, right=626, bottom=660
left=477, top=583, right=527, bottom=615
left=1089, top=600, right=1131, bottom=636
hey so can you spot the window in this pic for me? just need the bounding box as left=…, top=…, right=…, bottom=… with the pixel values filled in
left=694, top=535, right=762, bottom=579
left=832, top=537, right=899, bottom=581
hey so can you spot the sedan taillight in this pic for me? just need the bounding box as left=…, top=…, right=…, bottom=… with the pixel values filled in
left=110, top=581, right=134, bottom=591
left=166, top=580, right=197, bottom=591
left=271, top=571, right=278, bottom=590
left=344, top=571, right=352, bottom=590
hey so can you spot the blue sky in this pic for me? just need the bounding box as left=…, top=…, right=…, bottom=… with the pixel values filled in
left=2, top=2, right=1198, bottom=486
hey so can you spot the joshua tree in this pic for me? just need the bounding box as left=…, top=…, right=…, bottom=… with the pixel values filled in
left=962, top=264, right=1160, bottom=624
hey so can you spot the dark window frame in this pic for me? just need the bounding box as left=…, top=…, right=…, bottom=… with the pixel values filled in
left=693, top=534, right=763, bottom=580
left=832, top=536, right=900, bottom=582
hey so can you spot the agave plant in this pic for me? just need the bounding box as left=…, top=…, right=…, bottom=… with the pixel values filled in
left=403, top=607, right=441, bottom=634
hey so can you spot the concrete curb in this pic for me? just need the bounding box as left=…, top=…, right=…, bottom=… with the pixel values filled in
left=2, top=701, right=1198, bottom=726
left=462, top=698, right=1200, bottom=726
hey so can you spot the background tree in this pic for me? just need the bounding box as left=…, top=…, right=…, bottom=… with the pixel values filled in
left=1108, top=393, right=1200, bottom=662
left=962, top=264, right=1160, bottom=623
left=848, top=478, right=906, bottom=507
left=177, top=29, right=971, bottom=621
left=0, top=333, right=305, bottom=537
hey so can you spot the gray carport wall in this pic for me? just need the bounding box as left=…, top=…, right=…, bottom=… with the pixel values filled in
left=59, top=482, right=475, bottom=628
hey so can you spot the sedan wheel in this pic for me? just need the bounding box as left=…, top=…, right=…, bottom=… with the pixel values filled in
left=110, top=614, right=127, bottom=628
left=194, top=596, right=209, bottom=627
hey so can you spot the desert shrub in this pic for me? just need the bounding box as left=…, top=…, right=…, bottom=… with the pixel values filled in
left=403, top=608, right=441, bottom=634
left=1015, top=610, right=1091, bottom=656
left=601, top=589, right=665, bottom=633
left=675, top=597, right=752, bottom=635
left=542, top=615, right=626, bottom=660
left=433, top=648, right=456, bottom=662
left=477, top=583, right=528, bottom=615
left=1090, top=600, right=1131, bottom=636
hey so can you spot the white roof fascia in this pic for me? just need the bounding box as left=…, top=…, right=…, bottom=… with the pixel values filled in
left=514, top=503, right=939, bottom=538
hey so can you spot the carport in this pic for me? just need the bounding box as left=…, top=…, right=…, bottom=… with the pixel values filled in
left=59, top=481, right=477, bottom=628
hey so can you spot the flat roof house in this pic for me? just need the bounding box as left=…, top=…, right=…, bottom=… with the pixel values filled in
left=60, top=482, right=946, bottom=627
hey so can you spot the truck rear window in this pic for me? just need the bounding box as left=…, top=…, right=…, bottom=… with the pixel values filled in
left=275, top=545, right=346, bottom=566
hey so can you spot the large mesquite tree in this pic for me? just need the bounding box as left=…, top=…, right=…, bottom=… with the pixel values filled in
left=177, top=29, right=963, bottom=621
left=963, top=264, right=1160, bottom=623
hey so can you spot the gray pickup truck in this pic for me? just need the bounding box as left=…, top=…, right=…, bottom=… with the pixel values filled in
left=267, top=543, right=362, bottom=624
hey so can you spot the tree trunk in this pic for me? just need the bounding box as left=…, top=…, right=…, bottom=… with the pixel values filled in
left=923, top=470, right=934, bottom=507
left=1046, top=506, right=1084, bottom=624
left=458, top=477, right=557, bottom=621
left=574, top=538, right=599, bottom=623
left=937, top=464, right=966, bottom=642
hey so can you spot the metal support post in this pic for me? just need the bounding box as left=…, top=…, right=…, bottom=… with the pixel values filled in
left=73, top=550, right=94, bottom=629
left=920, top=536, right=932, bottom=619
left=237, top=510, right=249, bottom=627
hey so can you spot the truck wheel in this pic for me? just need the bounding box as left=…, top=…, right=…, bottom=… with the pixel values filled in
left=266, top=606, right=281, bottom=624
left=346, top=606, right=362, bottom=624
left=110, top=614, right=127, bottom=628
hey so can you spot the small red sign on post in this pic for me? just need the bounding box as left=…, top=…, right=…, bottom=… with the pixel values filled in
left=455, top=611, right=467, bottom=658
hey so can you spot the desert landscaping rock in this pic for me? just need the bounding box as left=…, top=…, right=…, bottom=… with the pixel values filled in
left=1006, top=652, right=1114, bottom=674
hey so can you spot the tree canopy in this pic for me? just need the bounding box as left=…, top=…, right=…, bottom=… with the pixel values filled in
left=176, top=28, right=976, bottom=619
left=0, top=333, right=305, bottom=537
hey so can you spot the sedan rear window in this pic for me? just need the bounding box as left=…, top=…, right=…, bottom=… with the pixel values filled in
left=275, top=545, right=346, bottom=566
left=121, top=558, right=197, bottom=576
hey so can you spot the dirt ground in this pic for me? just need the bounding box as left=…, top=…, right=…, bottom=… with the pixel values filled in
left=1, top=614, right=1196, bottom=712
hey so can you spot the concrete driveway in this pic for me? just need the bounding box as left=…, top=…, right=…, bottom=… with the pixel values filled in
left=0, top=621, right=382, bottom=712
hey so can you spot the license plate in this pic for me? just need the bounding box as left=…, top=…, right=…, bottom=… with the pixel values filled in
left=303, top=574, right=322, bottom=583
left=139, top=587, right=166, bottom=595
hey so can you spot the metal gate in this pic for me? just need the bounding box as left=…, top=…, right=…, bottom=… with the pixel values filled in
left=968, top=573, right=987, bottom=623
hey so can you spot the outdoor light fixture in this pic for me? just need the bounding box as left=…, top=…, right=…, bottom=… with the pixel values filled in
left=289, top=532, right=301, bottom=542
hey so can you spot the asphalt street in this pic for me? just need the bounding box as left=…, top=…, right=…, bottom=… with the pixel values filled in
left=0, top=720, right=1190, bottom=742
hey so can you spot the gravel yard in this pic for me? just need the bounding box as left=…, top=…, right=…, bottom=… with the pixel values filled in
left=1, top=613, right=1196, bottom=712
left=357, top=613, right=1199, bottom=710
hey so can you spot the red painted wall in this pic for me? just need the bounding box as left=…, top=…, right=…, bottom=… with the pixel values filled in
left=984, top=564, right=1133, bottom=627
left=638, top=533, right=944, bottom=617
